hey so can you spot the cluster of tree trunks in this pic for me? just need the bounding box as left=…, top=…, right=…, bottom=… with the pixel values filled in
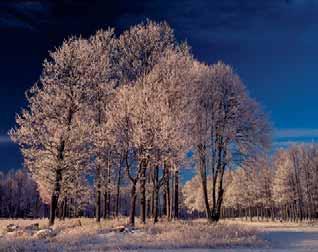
left=127, top=163, right=180, bottom=226
left=220, top=203, right=318, bottom=222
left=72, top=160, right=182, bottom=226
left=162, top=168, right=179, bottom=220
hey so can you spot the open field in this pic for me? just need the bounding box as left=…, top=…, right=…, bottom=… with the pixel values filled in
left=0, top=218, right=263, bottom=251
left=1, top=218, right=318, bottom=251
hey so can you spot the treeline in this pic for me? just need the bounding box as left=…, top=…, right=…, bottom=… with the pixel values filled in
left=0, top=170, right=47, bottom=218
left=0, top=168, right=183, bottom=220
left=183, top=144, right=318, bottom=222
left=9, top=20, right=270, bottom=226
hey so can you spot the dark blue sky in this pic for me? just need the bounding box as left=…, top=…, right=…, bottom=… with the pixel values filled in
left=1, top=0, right=318, bottom=171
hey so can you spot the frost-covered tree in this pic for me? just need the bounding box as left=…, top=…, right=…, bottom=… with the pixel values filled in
left=241, top=154, right=273, bottom=210
left=272, top=145, right=317, bottom=221
left=78, top=29, right=119, bottom=222
left=182, top=175, right=212, bottom=213
left=192, top=62, right=271, bottom=222
left=300, top=144, right=318, bottom=218
left=223, top=168, right=248, bottom=209
left=139, top=46, right=197, bottom=221
left=108, top=80, right=170, bottom=224
left=226, top=154, right=274, bottom=220
left=107, top=22, right=195, bottom=225
left=117, top=20, right=175, bottom=83
left=9, top=20, right=276, bottom=225
left=272, top=149, right=295, bottom=206
left=10, top=37, right=92, bottom=225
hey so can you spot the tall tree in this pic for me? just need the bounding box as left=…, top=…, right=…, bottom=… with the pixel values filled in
left=10, top=37, right=90, bottom=225
left=192, top=62, right=271, bottom=222
left=82, top=29, right=118, bottom=222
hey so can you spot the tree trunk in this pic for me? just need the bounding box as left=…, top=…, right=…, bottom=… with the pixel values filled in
left=151, top=182, right=155, bottom=218
left=163, top=162, right=171, bottom=220
left=140, top=164, right=147, bottom=224
left=170, top=171, right=174, bottom=220
left=174, top=169, right=179, bottom=219
left=62, top=197, right=67, bottom=220
left=95, top=161, right=102, bottom=222
left=115, top=165, right=122, bottom=217
left=96, top=187, right=101, bottom=222
left=129, top=182, right=137, bottom=226
left=147, top=196, right=151, bottom=218
left=285, top=204, right=289, bottom=221
left=103, top=191, right=108, bottom=219
left=211, top=145, right=226, bottom=223
left=163, top=162, right=168, bottom=217
left=145, top=173, right=151, bottom=218
left=198, top=147, right=212, bottom=221
left=107, top=163, right=111, bottom=218
left=211, top=187, right=224, bottom=222
left=49, top=135, right=67, bottom=226
left=166, top=171, right=171, bottom=220
left=271, top=206, right=275, bottom=221
left=153, top=186, right=160, bottom=223
left=49, top=169, right=62, bottom=226
left=163, top=189, right=167, bottom=216
left=211, top=173, right=224, bottom=222
left=153, top=166, right=159, bottom=224
left=298, top=200, right=303, bottom=222
left=49, top=193, right=58, bottom=226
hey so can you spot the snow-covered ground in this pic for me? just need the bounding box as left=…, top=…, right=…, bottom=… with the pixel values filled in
left=134, top=221, right=318, bottom=252
left=131, top=224, right=318, bottom=252
left=262, top=224, right=318, bottom=252
left=0, top=218, right=318, bottom=251
left=211, top=221, right=318, bottom=252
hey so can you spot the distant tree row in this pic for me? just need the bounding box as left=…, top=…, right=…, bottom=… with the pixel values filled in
left=0, top=170, right=47, bottom=218
left=10, top=20, right=270, bottom=226
left=183, top=144, right=318, bottom=222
